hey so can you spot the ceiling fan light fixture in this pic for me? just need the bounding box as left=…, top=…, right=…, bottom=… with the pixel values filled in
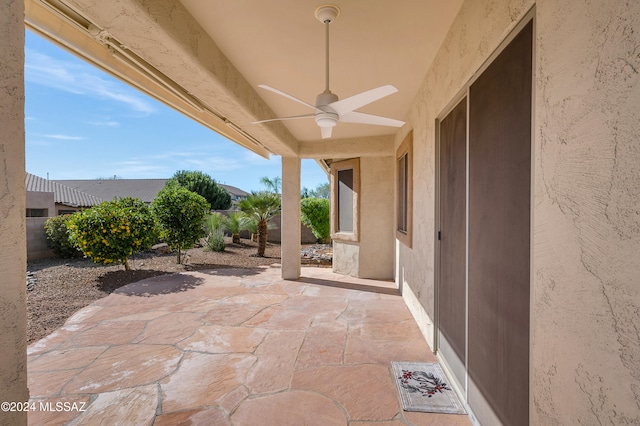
left=315, top=111, right=338, bottom=127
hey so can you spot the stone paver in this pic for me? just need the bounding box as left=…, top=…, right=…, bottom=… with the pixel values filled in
left=161, top=352, right=255, bottom=412
left=231, top=390, right=348, bottom=425
left=27, top=267, right=470, bottom=425
left=292, top=364, right=399, bottom=421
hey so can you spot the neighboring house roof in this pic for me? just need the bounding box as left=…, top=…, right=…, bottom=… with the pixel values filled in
left=54, top=179, right=168, bottom=204
left=53, top=178, right=249, bottom=203
left=26, top=173, right=103, bottom=207
left=219, top=184, right=249, bottom=199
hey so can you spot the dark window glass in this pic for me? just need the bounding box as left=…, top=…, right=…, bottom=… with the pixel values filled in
left=337, top=169, right=354, bottom=232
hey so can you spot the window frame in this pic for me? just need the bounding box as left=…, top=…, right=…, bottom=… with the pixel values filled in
left=396, top=131, right=413, bottom=247
left=26, top=208, right=48, bottom=218
left=330, top=158, right=360, bottom=242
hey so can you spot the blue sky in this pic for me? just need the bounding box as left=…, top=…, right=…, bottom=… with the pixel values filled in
left=24, top=31, right=328, bottom=193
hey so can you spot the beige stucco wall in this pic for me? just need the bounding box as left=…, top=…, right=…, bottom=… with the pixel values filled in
left=358, top=156, right=395, bottom=279
left=397, top=0, right=640, bottom=424
left=333, top=156, right=395, bottom=280
left=332, top=240, right=359, bottom=276
left=0, top=0, right=28, bottom=424
left=533, top=2, right=640, bottom=424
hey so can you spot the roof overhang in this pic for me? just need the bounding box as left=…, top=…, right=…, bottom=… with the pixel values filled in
left=25, top=0, right=463, bottom=163
left=25, top=0, right=294, bottom=158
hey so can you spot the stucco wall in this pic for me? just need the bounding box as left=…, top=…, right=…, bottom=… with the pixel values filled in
left=358, top=156, right=395, bottom=279
left=397, top=0, right=639, bottom=424
left=332, top=241, right=359, bottom=276
left=0, top=0, right=28, bottom=424
left=533, top=2, right=640, bottom=424
left=333, top=156, right=395, bottom=279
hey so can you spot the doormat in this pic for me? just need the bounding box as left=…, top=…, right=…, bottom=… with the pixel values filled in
left=391, top=361, right=466, bottom=414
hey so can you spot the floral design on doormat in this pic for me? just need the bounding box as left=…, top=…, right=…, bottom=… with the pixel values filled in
left=391, top=361, right=466, bottom=414
left=398, top=368, right=452, bottom=397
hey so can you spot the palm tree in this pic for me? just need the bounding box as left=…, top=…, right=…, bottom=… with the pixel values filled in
left=238, top=191, right=281, bottom=256
left=260, top=176, right=281, bottom=194
left=223, top=211, right=250, bottom=243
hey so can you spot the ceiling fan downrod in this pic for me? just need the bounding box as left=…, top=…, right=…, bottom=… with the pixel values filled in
left=314, top=5, right=340, bottom=94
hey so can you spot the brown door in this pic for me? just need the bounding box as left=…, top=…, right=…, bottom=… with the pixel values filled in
left=468, top=20, right=532, bottom=426
left=438, top=97, right=468, bottom=388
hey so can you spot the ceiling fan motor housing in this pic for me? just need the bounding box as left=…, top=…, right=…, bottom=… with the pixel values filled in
left=315, top=91, right=339, bottom=127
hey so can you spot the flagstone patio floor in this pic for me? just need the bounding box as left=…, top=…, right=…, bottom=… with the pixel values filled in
left=27, top=265, right=470, bottom=425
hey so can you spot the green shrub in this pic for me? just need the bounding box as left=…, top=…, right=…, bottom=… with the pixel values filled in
left=205, top=212, right=225, bottom=234
left=205, top=212, right=226, bottom=252
left=152, top=185, right=211, bottom=264
left=206, top=229, right=226, bottom=252
left=300, top=197, right=331, bottom=244
left=44, top=214, right=81, bottom=258
left=66, top=197, right=158, bottom=270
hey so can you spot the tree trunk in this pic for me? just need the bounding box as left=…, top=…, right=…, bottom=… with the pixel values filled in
left=177, top=247, right=182, bottom=264
left=123, top=258, right=130, bottom=270
left=232, top=233, right=240, bottom=244
left=257, top=220, right=268, bottom=257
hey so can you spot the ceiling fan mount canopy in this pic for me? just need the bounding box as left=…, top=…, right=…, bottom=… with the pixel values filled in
left=253, top=4, right=405, bottom=139
left=314, top=5, right=340, bottom=24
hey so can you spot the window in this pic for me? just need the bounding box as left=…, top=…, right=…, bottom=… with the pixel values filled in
left=330, top=158, right=360, bottom=242
left=26, top=208, right=48, bottom=217
left=396, top=131, right=413, bottom=247
left=338, top=169, right=354, bottom=232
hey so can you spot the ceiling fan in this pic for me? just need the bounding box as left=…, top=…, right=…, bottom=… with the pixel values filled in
left=253, top=5, right=405, bottom=139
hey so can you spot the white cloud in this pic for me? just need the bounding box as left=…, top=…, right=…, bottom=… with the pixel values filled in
left=241, top=150, right=275, bottom=166
left=25, top=49, right=155, bottom=114
left=88, top=121, right=120, bottom=127
left=112, top=160, right=167, bottom=177
left=183, top=156, right=245, bottom=172
left=42, top=133, right=84, bottom=140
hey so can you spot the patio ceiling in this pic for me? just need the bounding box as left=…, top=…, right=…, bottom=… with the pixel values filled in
left=179, top=0, right=463, bottom=142
left=25, top=0, right=462, bottom=156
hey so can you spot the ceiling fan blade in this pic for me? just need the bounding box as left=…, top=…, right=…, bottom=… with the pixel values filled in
left=329, top=85, right=398, bottom=115
left=340, top=111, right=405, bottom=127
left=258, top=85, right=318, bottom=111
left=252, top=114, right=315, bottom=124
left=321, top=126, right=333, bottom=139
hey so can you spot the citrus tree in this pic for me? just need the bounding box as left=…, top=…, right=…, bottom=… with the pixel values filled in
left=300, top=197, right=331, bottom=243
left=152, top=185, right=210, bottom=263
left=239, top=191, right=281, bottom=257
left=66, top=197, right=158, bottom=270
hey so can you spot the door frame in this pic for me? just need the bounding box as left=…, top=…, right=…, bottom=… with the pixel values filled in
left=433, top=7, right=536, bottom=425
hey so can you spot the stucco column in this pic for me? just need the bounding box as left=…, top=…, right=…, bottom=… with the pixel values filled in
left=281, top=156, right=301, bottom=280
left=0, top=0, right=28, bottom=425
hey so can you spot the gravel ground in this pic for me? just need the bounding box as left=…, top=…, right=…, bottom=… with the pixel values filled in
left=27, top=240, right=331, bottom=344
